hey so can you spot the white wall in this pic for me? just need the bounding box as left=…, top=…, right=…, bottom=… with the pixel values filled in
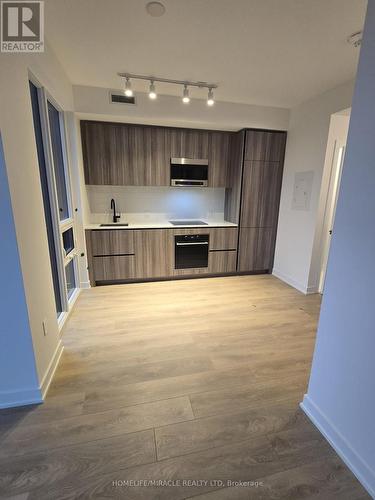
left=301, top=1, right=375, bottom=496
left=73, top=85, right=290, bottom=131
left=0, top=135, right=41, bottom=408
left=273, top=80, right=355, bottom=293
left=0, top=42, right=83, bottom=403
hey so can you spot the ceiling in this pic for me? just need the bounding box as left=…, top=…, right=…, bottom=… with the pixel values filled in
left=44, top=0, right=367, bottom=108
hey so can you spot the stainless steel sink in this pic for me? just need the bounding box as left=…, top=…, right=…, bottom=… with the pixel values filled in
left=100, top=223, right=129, bottom=227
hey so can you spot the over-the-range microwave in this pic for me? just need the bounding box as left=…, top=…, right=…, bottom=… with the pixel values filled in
left=170, top=158, right=208, bottom=187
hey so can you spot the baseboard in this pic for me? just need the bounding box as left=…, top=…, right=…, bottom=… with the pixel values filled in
left=80, top=280, right=91, bottom=289
left=301, top=395, right=375, bottom=498
left=1, top=331, right=64, bottom=409
left=0, top=387, right=43, bottom=409
left=39, top=340, right=64, bottom=399
left=272, top=268, right=308, bottom=294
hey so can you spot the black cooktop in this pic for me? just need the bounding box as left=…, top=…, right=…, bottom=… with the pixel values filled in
left=169, top=220, right=208, bottom=226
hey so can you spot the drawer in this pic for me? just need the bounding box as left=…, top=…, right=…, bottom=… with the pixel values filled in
left=209, top=228, right=238, bottom=250
left=91, top=230, right=134, bottom=256
left=93, top=255, right=135, bottom=281
left=208, top=250, right=237, bottom=273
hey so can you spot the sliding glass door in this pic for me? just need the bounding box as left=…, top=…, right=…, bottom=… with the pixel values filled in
left=29, top=81, right=79, bottom=324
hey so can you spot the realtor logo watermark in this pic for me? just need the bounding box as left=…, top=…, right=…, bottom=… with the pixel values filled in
left=1, top=1, right=44, bottom=52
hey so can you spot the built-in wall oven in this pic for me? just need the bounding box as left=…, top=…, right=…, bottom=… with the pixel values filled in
left=170, top=158, right=209, bottom=187
left=175, top=234, right=209, bottom=269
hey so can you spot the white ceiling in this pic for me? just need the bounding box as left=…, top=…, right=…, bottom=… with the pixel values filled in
left=45, top=0, right=367, bottom=108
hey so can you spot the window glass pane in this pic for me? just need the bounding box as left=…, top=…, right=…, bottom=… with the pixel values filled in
left=65, top=259, right=76, bottom=299
left=62, top=227, right=74, bottom=256
left=47, top=101, right=70, bottom=220
left=29, top=82, right=62, bottom=316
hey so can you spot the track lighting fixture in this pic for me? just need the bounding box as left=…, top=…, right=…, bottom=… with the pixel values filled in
left=118, top=73, right=217, bottom=106
left=124, top=77, right=133, bottom=97
left=182, top=85, right=190, bottom=103
left=149, top=80, right=157, bottom=99
left=207, top=88, right=214, bottom=106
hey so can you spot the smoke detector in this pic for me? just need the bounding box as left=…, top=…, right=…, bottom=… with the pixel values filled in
left=347, top=31, right=362, bottom=48
left=146, top=2, right=166, bottom=17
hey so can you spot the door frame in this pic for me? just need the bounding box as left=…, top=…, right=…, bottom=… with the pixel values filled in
left=318, top=142, right=345, bottom=293
left=29, top=72, right=80, bottom=329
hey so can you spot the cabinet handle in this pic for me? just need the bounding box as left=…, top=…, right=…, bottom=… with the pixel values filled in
left=176, top=242, right=209, bottom=246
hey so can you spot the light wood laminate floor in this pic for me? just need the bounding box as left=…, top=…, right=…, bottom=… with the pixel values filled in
left=0, top=275, right=369, bottom=499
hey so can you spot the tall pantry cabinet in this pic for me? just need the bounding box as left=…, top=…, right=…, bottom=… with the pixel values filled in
left=237, top=130, right=287, bottom=272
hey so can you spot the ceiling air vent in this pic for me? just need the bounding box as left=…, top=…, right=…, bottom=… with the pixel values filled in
left=109, top=92, right=136, bottom=105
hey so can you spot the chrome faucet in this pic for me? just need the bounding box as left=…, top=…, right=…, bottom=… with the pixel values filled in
left=110, top=198, right=120, bottom=223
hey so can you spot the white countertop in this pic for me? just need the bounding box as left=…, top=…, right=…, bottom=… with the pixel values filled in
left=85, top=220, right=238, bottom=230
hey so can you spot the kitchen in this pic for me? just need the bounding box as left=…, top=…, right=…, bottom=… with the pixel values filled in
left=80, top=122, right=286, bottom=286
left=0, top=0, right=372, bottom=498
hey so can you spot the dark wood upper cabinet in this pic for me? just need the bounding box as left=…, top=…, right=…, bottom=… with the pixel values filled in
left=129, top=126, right=170, bottom=186
left=170, top=128, right=209, bottom=159
left=81, top=121, right=232, bottom=188
left=81, top=121, right=170, bottom=186
left=240, top=160, right=284, bottom=228
left=244, top=130, right=286, bottom=162
left=81, top=121, right=137, bottom=185
left=81, top=121, right=114, bottom=185
left=208, top=131, right=230, bottom=187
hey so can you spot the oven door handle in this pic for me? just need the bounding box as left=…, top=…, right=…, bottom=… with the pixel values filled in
left=176, top=242, right=209, bottom=246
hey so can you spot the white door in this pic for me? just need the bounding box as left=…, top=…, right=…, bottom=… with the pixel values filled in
left=318, top=144, right=345, bottom=293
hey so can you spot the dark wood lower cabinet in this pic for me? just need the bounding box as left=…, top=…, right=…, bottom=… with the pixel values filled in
left=86, top=227, right=239, bottom=285
left=209, top=250, right=237, bottom=273
left=238, top=227, right=274, bottom=272
left=93, top=255, right=136, bottom=281
left=134, top=230, right=172, bottom=279
left=91, top=230, right=134, bottom=256
left=208, top=228, right=238, bottom=251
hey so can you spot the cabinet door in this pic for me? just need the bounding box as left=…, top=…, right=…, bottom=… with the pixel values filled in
left=238, top=227, right=274, bottom=272
left=93, top=255, right=135, bottom=281
left=134, top=229, right=172, bottom=278
left=127, top=125, right=148, bottom=185
left=209, top=228, right=238, bottom=250
left=90, top=230, right=134, bottom=256
left=208, top=250, right=237, bottom=273
left=240, top=161, right=283, bottom=228
left=208, top=132, right=230, bottom=187
left=170, top=128, right=209, bottom=159
left=81, top=121, right=137, bottom=185
left=244, top=130, right=286, bottom=162
left=128, top=125, right=171, bottom=186
left=148, top=127, right=170, bottom=186
left=81, top=121, right=113, bottom=185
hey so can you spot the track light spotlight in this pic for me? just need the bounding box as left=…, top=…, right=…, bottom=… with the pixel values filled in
left=149, top=80, right=157, bottom=99
left=207, top=88, right=214, bottom=106
left=182, top=85, right=190, bottom=103
left=124, top=77, right=133, bottom=97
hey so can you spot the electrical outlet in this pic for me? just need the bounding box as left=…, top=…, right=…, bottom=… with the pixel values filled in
left=42, top=319, right=48, bottom=337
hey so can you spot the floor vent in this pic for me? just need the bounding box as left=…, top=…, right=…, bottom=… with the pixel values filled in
left=110, top=92, right=136, bottom=105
